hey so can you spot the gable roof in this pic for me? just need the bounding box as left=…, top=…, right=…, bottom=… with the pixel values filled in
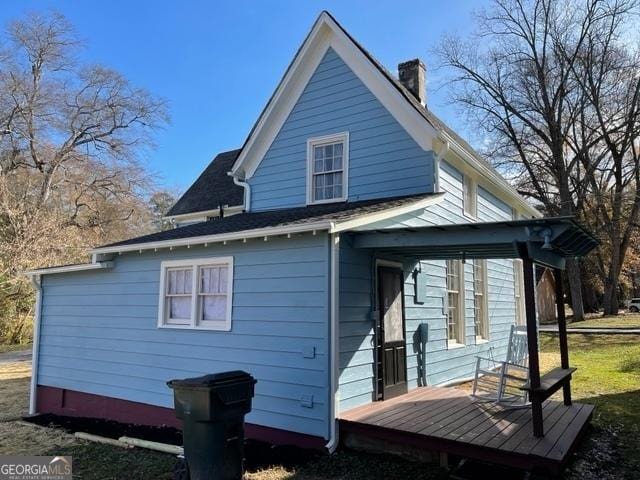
left=166, top=149, right=244, bottom=218
left=229, top=11, right=539, bottom=218
left=93, top=193, right=443, bottom=254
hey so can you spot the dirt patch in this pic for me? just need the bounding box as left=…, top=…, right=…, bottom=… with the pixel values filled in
left=25, top=413, right=322, bottom=472
left=26, top=414, right=183, bottom=445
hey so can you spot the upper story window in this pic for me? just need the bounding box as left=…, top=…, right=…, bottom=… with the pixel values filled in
left=446, top=259, right=465, bottom=346
left=463, top=175, right=477, bottom=218
left=307, top=132, right=349, bottom=204
left=158, top=257, right=233, bottom=331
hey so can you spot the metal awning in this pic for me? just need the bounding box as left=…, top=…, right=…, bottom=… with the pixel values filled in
left=351, top=216, right=598, bottom=269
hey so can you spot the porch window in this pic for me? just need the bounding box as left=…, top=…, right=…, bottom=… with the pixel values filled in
left=158, top=257, right=233, bottom=331
left=446, top=259, right=465, bottom=346
left=463, top=175, right=477, bottom=217
left=307, top=132, right=349, bottom=204
left=513, top=260, right=526, bottom=325
left=474, top=259, right=488, bottom=340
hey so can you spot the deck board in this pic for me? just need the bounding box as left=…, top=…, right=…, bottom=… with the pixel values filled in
left=339, top=386, right=593, bottom=474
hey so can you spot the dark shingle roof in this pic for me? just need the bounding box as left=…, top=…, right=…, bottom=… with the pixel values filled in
left=166, top=149, right=244, bottom=217
left=104, top=193, right=436, bottom=248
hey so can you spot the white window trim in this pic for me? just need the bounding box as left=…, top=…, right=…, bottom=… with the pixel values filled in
left=306, top=132, right=349, bottom=205
left=446, top=259, right=466, bottom=348
left=513, top=259, right=526, bottom=326
left=463, top=175, right=478, bottom=219
left=158, top=257, right=234, bottom=331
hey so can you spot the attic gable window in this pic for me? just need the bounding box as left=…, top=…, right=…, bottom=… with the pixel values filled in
left=158, top=257, right=233, bottom=331
left=307, top=132, right=349, bottom=204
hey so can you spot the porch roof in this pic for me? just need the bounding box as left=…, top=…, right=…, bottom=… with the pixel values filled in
left=351, top=216, right=598, bottom=269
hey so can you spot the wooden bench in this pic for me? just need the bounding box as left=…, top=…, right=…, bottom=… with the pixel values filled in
left=521, top=367, right=576, bottom=402
left=521, top=367, right=576, bottom=437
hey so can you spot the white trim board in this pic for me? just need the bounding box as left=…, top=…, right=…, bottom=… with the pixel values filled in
left=25, top=262, right=114, bottom=276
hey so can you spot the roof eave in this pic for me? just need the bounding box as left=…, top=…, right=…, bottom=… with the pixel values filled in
left=25, top=261, right=114, bottom=277
left=92, top=194, right=444, bottom=256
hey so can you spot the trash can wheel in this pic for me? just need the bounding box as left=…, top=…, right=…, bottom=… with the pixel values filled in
left=173, top=457, right=189, bottom=480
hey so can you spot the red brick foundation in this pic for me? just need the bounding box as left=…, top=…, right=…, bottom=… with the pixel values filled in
left=36, top=385, right=326, bottom=449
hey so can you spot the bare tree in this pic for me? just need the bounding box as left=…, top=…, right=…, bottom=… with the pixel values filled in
left=0, top=12, right=168, bottom=343
left=567, top=8, right=640, bottom=314
left=436, top=0, right=638, bottom=319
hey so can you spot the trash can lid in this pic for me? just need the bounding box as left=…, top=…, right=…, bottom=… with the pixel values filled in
left=167, top=370, right=254, bottom=389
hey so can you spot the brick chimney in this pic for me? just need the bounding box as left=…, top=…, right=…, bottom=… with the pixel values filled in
left=398, top=59, right=426, bottom=105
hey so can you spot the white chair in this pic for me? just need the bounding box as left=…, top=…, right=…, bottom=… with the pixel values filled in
left=472, top=325, right=529, bottom=407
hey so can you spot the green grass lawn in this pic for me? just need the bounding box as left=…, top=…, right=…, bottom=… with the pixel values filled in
left=568, top=314, right=640, bottom=329
left=540, top=333, right=640, bottom=478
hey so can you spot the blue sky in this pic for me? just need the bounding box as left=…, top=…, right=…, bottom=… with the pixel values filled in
left=0, top=1, right=486, bottom=193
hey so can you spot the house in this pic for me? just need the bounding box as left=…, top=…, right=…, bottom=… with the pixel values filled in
left=27, top=11, right=597, bottom=463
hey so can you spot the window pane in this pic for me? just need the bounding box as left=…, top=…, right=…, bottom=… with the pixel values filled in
left=168, top=268, right=192, bottom=294
left=184, top=269, right=192, bottom=293
left=201, top=296, right=227, bottom=321
left=218, top=266, right=228, bottom=293
left=314, top=146, right=324, bottom=162
left=324, top=144, right=333, bottom=158
left=201, top=267, right=214, bottom=294
left=169, top=297, right=191, bottom=320
left=324, top=156, right=333, bottom=172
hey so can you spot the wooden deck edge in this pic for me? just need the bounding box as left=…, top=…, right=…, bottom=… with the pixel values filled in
left=339, top=411, right=593, bottom=476
left=556, top=404, right=595, bottom=468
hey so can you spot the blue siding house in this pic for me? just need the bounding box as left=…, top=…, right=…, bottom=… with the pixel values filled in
left=27, top=12, right=542, bottom=450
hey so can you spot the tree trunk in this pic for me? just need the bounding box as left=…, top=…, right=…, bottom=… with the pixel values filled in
left=602, top=247, right=622, bottom=315
left=565, top=258, right=585, bottom=321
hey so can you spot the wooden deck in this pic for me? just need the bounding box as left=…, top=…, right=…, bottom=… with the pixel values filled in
left=339, top=387, right=594, bottom=475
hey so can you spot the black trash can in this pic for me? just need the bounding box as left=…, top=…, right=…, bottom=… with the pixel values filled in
left=167, top=371, right=256, bottom=480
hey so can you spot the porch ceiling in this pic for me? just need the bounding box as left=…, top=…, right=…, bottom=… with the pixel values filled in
left=351, top=216, right=598, bottom=269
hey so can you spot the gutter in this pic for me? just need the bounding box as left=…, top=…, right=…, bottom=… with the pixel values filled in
left=325, top=233, right=340, bottom=453
left=28, top=274, right=43, bottom=415
left=26, top=261, right=114, bottom=276
left=228, top=172, right=251, bottom=212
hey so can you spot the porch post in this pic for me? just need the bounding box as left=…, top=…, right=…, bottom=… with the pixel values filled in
left=522, top=255, right=544, bottom=437
left=554, top=268, right=572, bottom=405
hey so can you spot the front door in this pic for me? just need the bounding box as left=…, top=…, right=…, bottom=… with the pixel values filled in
left=376, top=266, right=408, bottom=400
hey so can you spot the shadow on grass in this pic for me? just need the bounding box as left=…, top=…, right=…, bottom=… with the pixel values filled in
left=565, top=389, right=640, bottom=480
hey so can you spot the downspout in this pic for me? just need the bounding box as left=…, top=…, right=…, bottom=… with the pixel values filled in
left=29, top=274, right=43, bottom=415
left=228, top=172, right=251, bottom=212
left=325, top=233, right=340, bottom=453
left=434, top=139, right=450, bottom=192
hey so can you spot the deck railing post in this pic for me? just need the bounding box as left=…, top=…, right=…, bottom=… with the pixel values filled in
left=554, top=268, right=572, bottom=406
left=522, top=254, right=544, bottom=437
